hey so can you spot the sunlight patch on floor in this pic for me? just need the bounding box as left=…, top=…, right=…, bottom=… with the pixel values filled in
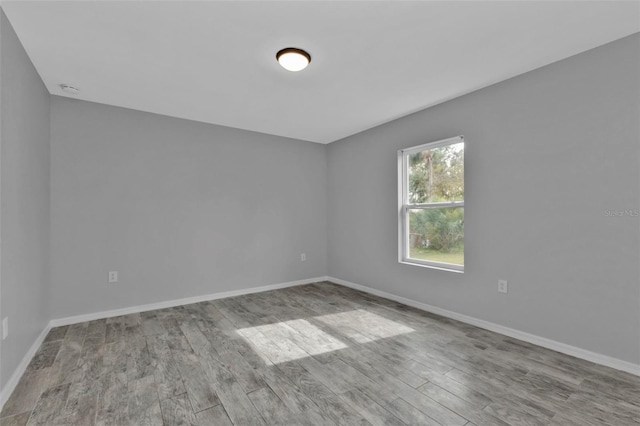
left=236, top=318, right=347, bottom=364
left=236, top=310, right=414, bottom=363
left=314, top=309, right=415, bottom=343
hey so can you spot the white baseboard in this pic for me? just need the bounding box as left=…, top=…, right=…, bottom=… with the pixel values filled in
left=49, top=276, right=329, bottom=327
left=0, top=323, right=51, bottom=411
left=328, top=276, right=640, bottom=377
left=1, top=276, right=328, bottom=412
left=4, top=274, right=635, bottom=415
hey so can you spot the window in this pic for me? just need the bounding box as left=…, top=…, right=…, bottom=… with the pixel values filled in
left=398, top=136, right=464, bottom=272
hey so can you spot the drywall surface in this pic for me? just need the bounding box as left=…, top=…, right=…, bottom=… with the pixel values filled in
left=327, top=34, right=640, bottom=364
left=50, top=98, right=327, bottom=318
left=0, top=10, right=51, bottom=389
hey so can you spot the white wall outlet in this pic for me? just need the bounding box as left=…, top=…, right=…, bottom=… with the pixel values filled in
left=300, top=253, right=307, bottom=262
left=498, top=279, right=508, bottom=294
left=108, top=271, right=119, bottom=283
left=2, top=317, right=8, bottom=340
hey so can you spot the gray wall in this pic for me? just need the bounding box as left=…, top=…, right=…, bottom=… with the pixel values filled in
left=50, top=97, right=327, bottom=319
left=0, top=10, right=51, bottom=389
left=327, top=34, right=640, bottom=364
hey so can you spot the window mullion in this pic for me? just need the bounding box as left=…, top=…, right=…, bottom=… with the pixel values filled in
left=407, top=202, right=464, bottom=210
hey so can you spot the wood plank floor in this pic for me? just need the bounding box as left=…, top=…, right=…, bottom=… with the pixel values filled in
left=1, top=282, right=638, bottom=425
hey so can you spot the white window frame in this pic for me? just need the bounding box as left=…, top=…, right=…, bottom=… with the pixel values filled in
left=398, top=135, right=464, bottom=273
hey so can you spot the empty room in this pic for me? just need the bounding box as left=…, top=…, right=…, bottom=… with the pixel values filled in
left=0, top=1, right=639, bottom=425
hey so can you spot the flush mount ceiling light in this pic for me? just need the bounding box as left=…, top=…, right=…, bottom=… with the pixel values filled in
left=276, top=48, right=311, bottom=72
left=60, top=84, right=80, bottom=95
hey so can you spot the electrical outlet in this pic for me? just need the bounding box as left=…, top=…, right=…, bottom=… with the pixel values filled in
left=300, top=253, right=307, bottom=262
left=108, top=271, right=119, bottom=283
left=498, top=279, right=508, bottom=294
left=2, top=317, right=8, bottom=340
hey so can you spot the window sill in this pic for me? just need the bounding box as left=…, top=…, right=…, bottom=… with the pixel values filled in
left=399, top=259, right=464, bottom=273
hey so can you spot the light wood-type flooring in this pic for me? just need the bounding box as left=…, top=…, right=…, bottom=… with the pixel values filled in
left=1, top=282, right=638, bottom=425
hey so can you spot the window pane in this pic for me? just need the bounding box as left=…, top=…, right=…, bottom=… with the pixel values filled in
left=408, top=142, right=464, bottom=203
left=408, top=207, right=464, bottom=266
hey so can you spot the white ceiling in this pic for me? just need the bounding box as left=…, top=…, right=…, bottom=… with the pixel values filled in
left=2, top=1, right=639, bottom=144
